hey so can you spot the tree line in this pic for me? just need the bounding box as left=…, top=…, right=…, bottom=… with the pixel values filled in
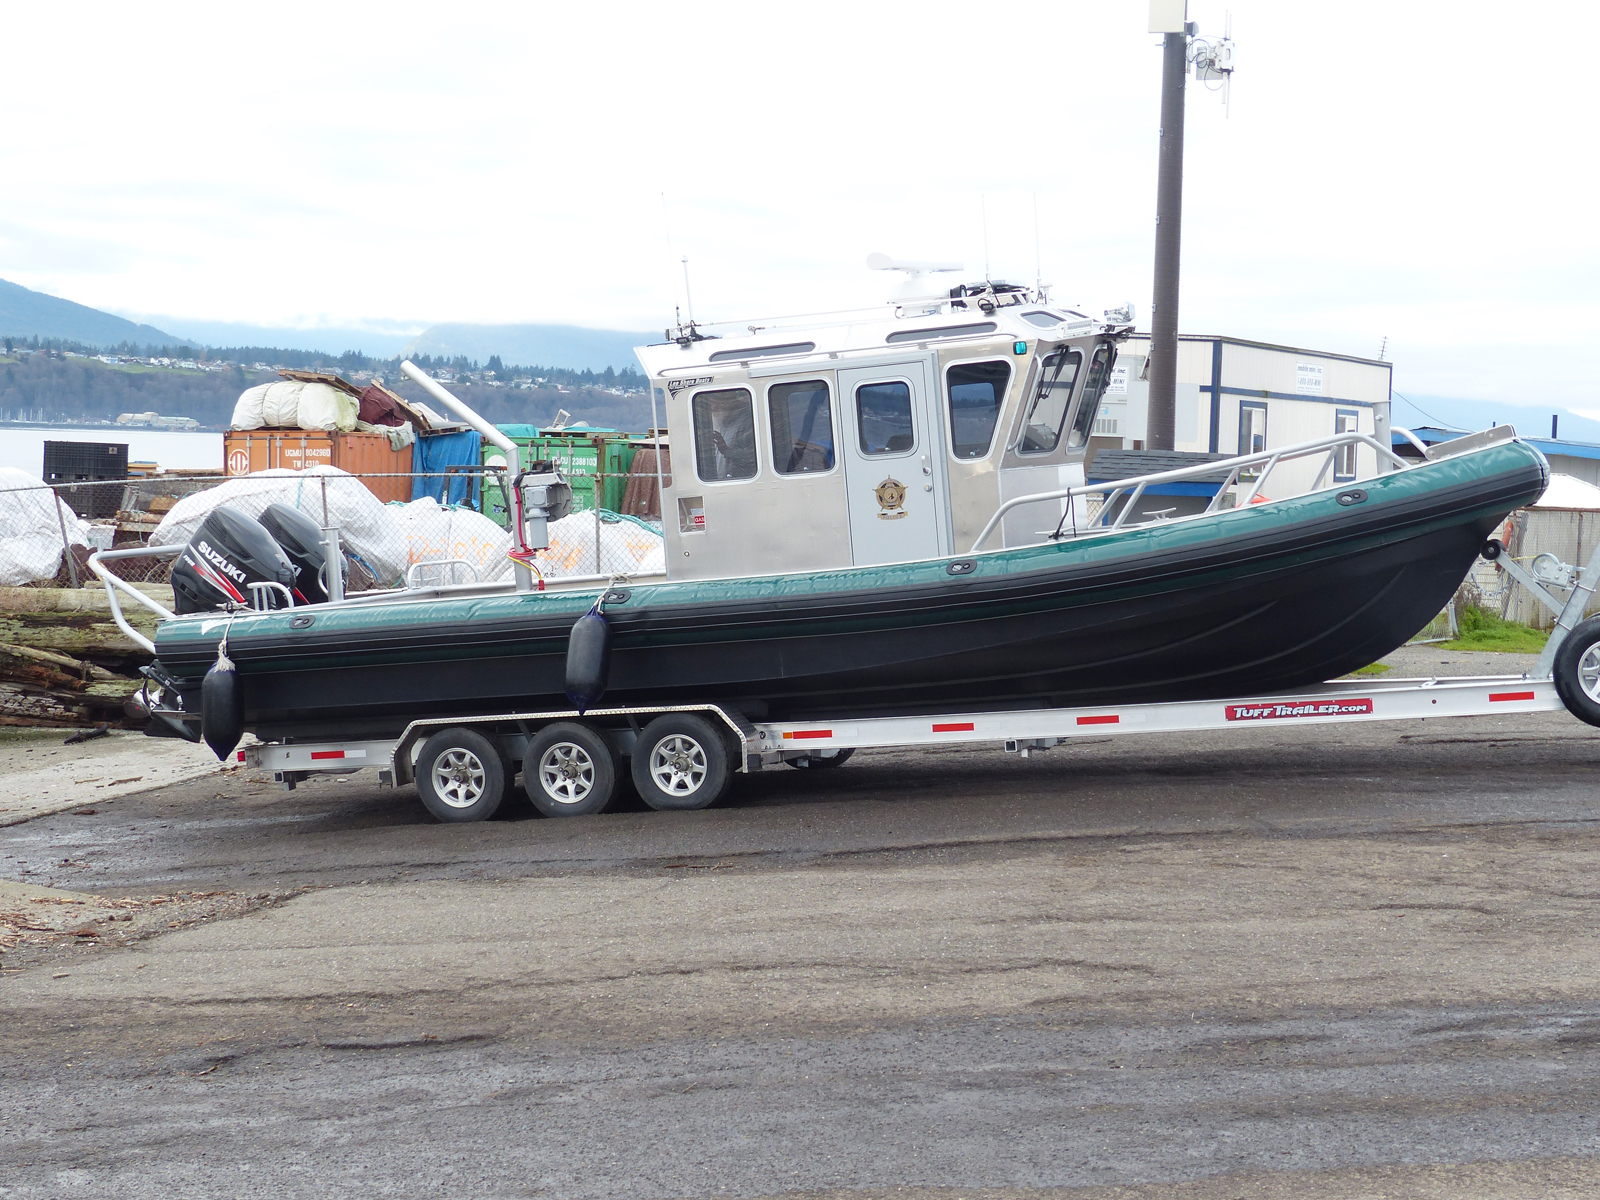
left=0, top=352, right=653, bottom=431
left=0, top=335, right=645, bottom=393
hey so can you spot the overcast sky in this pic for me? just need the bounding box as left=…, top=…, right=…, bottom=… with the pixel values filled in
left=2, top=2, right=1593, bottom=410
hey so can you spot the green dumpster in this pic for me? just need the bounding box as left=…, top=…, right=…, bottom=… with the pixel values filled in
left=482, top=426, right=643, bottom=528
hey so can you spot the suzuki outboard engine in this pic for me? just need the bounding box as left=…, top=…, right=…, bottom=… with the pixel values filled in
left=258, top=503, right=344, bottom=605
left=171, top=506, right=297, bottom=614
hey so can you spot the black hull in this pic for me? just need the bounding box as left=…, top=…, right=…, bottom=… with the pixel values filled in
left=152, top=441, right=1548, bottom=740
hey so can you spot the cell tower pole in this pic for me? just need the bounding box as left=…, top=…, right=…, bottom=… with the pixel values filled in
left=1147, top=27, right=1188, bottom=452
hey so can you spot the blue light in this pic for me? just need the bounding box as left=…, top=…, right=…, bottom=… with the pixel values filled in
left=1013, top=341, right=1028, bottom=355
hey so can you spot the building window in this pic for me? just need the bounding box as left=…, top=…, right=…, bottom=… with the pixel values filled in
left=1017, top=349, right=1082, bottom=454
left=692, top=388, right=758, bottom=482
left=856, top=381, right=916, bottom=455
left=769, top=380, right=835, bottom=474
left=1238, top=401, right=1268, bottom=457
left=945, top=361, right=1010, bottom=459
left=1334, top=409, right=1359, bottom=481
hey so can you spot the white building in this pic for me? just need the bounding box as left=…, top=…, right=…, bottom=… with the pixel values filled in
left=1095, top=334, right=1393, bottom=499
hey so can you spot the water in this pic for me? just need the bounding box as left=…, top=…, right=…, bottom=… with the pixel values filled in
left=0, top=425, right=223, bottom=478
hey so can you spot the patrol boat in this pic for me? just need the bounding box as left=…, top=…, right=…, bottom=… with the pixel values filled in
left=138, top=260, right=1547, bottom=742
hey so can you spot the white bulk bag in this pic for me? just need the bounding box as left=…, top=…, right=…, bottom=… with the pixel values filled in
left=391, top=497, right=514, bottom=585
left=535, top=510, right=665, bottom=578
left=229, top=381, right=359, bottom=432
left=292, top=382, right=358, bottom=432
left=231, top=383, right=270, bottom=430
left=149, top=466, right=407, bottom=586
left=0, top=468, right=90, bottom=586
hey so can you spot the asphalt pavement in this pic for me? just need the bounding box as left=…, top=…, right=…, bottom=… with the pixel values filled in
left=3, top=645, right=1598, bottom=1198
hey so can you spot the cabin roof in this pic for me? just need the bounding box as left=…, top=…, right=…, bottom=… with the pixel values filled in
left=633, top=302, right=1113, bottom=377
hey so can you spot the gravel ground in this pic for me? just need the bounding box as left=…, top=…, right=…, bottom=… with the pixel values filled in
left=2, top=644, right=1596, bottom=1197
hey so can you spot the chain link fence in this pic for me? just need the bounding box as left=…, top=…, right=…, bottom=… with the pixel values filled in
left=4, top=466, right=669, bottom=595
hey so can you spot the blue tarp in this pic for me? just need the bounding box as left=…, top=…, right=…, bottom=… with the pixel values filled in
left=411, top=430, right=483, bottom=507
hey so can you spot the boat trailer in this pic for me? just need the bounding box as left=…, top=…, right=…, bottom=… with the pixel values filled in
left=231, top=535, right=1600, bottom=822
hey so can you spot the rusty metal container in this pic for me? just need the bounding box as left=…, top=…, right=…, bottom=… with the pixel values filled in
left=222, top=431, right=414, bottom=503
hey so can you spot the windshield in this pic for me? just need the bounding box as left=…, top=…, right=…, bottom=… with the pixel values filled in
left=1066, top=345, right=1116, bottom=449
left=1017, top=349, right=1081, bottom=454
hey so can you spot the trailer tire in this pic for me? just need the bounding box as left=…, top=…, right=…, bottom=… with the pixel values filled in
left=523, top=722, right=618, bottom=817
left=1554, top=615, right=1600, bottom=727
left=785, top=748, right=855, bottom=769
left=632, top=714, right=732, bottom=811
left=416, top=727, right=506, bottom=823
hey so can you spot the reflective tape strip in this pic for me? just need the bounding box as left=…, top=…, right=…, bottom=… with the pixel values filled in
left=785, top=730, right=832, bottom=740
left=932, top=722, right=975, bottom=733
left=1076, top=714, right=1119, bottom=726
left=1489, top=691, right=1537, bottom=702
left=309, top=750, right=346, bottom=760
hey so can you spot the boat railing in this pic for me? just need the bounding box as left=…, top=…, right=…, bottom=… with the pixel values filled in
left=87, top=545, right=182, bottom=655
left=969, top=430, right=1415, bottom=554
left=404, top=559, right=483, bottom=589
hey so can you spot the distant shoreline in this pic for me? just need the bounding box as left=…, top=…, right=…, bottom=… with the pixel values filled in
left=0, top=421, right=224, bottom=433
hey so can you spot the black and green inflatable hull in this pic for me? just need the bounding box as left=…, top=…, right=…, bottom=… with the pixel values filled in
left=151, top=439, right=1548, bottom=739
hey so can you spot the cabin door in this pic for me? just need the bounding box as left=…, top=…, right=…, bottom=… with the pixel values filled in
left=837, top=361, right=947, bottom=565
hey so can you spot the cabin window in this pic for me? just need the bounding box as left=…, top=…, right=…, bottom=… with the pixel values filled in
left=1021, top=311, right=1063, bottom=328
left=1017, top=349, right=1082, bottom=454
left=708, top=341, right=816, bottom=363
left=1065, top=346, right=1115, bottom=450
left=692, top=388, right=759, bottom=482
left=884, top=321, right=997, bottom=345
left=769, top=380, right=835, bottom=474
left=856, top=381, right=915, bottom=455
left=1334, top=409, right=1359, bottom=481
left=945, top=361, right=1010, bottom=459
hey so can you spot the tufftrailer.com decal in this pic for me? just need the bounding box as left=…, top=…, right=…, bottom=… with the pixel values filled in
left=1225, top=698, right=1375, bottom=721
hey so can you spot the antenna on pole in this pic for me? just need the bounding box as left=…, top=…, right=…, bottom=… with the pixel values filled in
left=981, top=194, right=991, bottom=282
left=1190, top=12, right=1237, bottom=117
left=1145, top=1, right=1237, bottom=452
left=681, top=256, right=696, bottom=325
left=1378, top=335, right=1388, bottom=361
left=1032, top=192, right=1043, bottom=299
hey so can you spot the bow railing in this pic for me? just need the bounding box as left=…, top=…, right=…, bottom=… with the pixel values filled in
left=969, top=430, right=1418, bottom=554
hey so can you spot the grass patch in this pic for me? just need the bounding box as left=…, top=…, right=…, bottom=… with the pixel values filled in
left=1440, top=605, right=1549, bottom=654
left=1350, top=662, right=1392, bottom=676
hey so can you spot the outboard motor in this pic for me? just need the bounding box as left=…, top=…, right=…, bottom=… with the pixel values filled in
left=259, top=503, right=344, bottom=605
left=171, top=507, right=297, bottom=614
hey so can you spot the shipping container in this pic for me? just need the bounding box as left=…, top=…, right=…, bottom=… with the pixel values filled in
left=223, top=430, right=414, bottom=503
left=480, top=428, right=643, bottom=527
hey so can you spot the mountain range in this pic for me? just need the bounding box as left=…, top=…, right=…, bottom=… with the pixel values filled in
left=0, top=278, right=653, bottom=372
left=0, top=278, right=179, bottom=347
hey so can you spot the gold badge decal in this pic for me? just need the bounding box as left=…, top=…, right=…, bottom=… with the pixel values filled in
left=874, top=477, right=908, bottom=520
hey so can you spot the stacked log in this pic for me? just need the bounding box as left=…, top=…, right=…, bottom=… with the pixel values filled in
left=0, top=585, right=168, bottom=728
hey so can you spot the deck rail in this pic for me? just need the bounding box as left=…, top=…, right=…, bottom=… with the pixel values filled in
left=970, top=430, right=1421, bottom=554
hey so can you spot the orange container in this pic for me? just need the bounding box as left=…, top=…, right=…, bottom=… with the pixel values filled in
left=223, top=430, right=414, bottom=503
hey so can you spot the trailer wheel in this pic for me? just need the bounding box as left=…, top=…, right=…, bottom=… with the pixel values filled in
left=784, top=748, right=855, bottom=770
left=631, top=714, right=732, bottom=811
left=1554, top=615, right=1600, bottom=727
left=524, top=722, right=618, bottom=817
left=416, top=728, right=506, bottom=823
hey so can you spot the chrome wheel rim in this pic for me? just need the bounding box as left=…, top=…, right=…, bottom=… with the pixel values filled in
left=538, top=742, right=596, bottom=805
left=649, top=734, right=707, bottom=797
left=432, top=748, right=487, bottom=809
left=1579, top=644, right=1600, bottom=704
